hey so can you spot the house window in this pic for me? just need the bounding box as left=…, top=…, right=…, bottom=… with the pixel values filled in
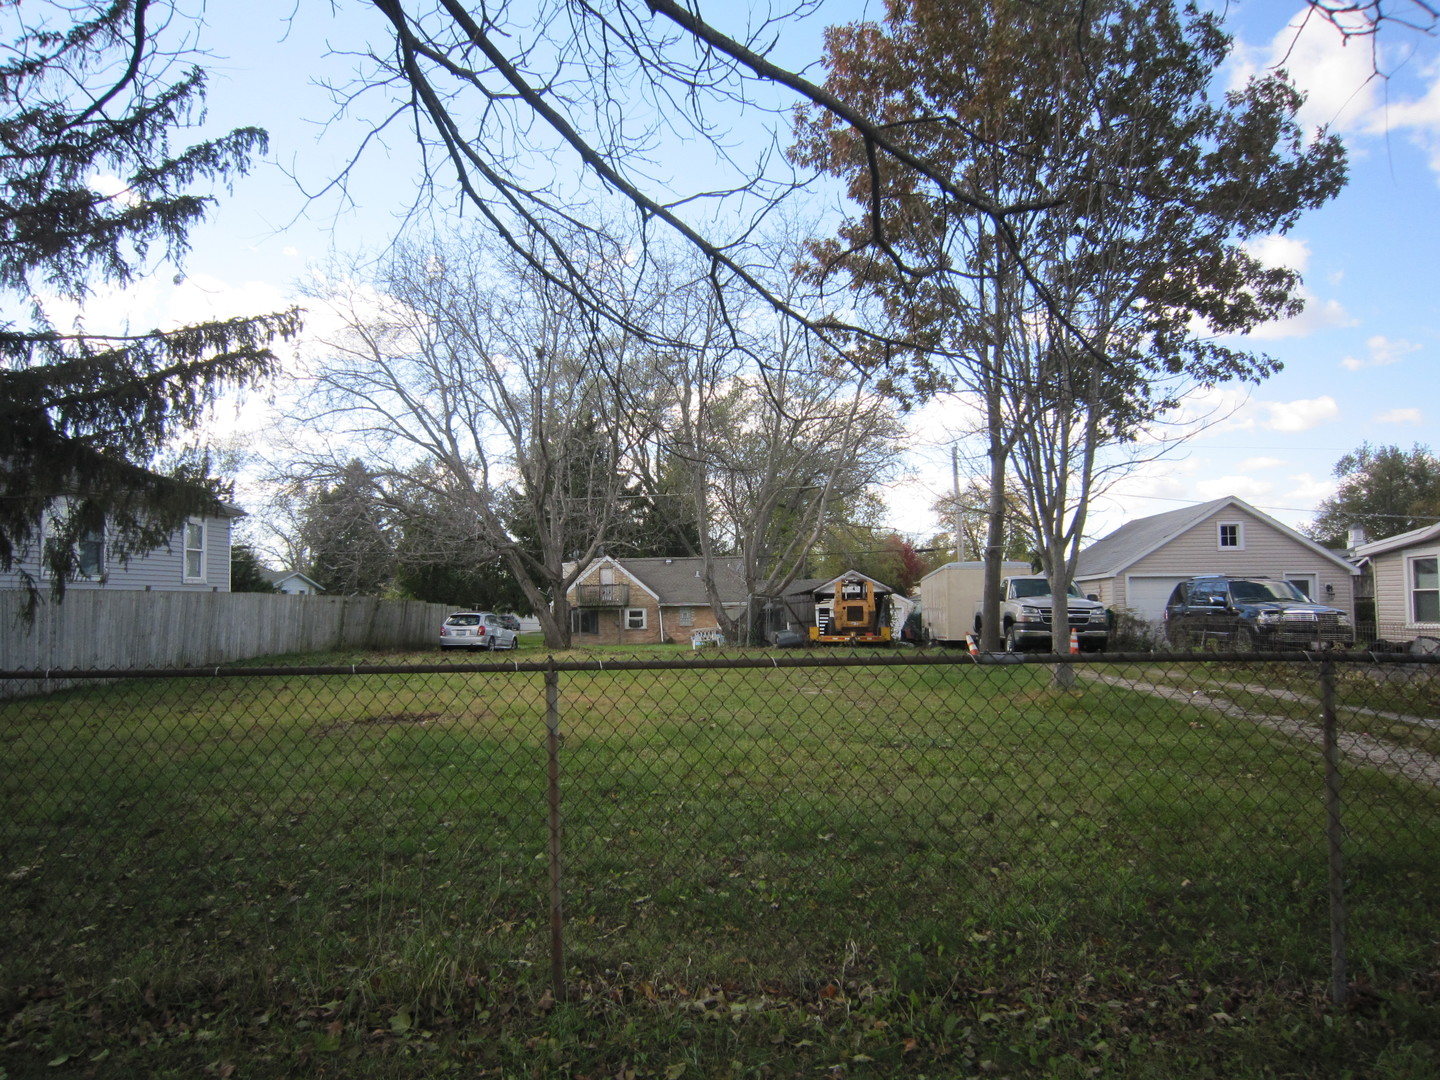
left=1412, top=556, right=1439, bottom=624
left=572, top=609, right=599, bottom=635
left=39, top=506, right=103, bottom=579
left=625, top=608, right=647, bottom=631
left=677, top=606, right=694, bottom=627
left=1217, top=522, right=1244, bottom=550
left=183, top=519, right=206, bottom=582
left=1285, top=574, right=1316, bottom=602
left=76, top=525, right=104, bottom=579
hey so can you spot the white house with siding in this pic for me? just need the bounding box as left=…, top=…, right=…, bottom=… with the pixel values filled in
left=264, top=569, right=326, bottom=595
left=1074, top=496, right=1359, bottom=627
left=0, top=505, right=243, bottom=594
left=1351, top=522, right=1440, bottom=643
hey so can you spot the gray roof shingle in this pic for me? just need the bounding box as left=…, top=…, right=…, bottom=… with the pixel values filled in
left=1075, top=495, right=1357, bottom=578
left=610, top=557, right=749, bottom=605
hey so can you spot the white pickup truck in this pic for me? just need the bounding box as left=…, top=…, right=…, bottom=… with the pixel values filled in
left=975, top=575, right=1110, bottom=653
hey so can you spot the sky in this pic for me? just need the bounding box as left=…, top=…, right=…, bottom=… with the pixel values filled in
left=54, top=0, right=1440, bottom=553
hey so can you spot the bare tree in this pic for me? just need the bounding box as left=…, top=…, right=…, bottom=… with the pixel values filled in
left=293, top=459, right=397, bottom=595
left=291, top=229, right=662, bottom=647
left=631, top=245, right=902, bottom=642
left=698, top=343, right=902, bottom=643
left=320, top=0, right=1148, bottom=377
left=1303, top=0, right=1437, bottom=42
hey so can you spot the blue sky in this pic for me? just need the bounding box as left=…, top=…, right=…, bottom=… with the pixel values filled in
left=59, top=1, right=1440, bottom=548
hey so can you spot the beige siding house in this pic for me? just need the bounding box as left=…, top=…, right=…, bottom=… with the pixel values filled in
left=1352, top=523, right=1440, bottom=643
left=1075, top=496, right=1359, bottom=627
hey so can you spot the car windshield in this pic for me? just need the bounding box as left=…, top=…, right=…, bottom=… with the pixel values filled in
left=1229, top=580, right=1307, bottom=603
left=446, top=614, right=481, bottom=626
left=1012, top=579, right=1083, bottom=599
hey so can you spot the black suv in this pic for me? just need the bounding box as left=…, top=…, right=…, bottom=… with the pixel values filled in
left=1163, top=576, right=1354, bottom=650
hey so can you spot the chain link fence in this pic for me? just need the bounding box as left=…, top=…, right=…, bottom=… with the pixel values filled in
left=3, top=650, right=1438, bottom=1046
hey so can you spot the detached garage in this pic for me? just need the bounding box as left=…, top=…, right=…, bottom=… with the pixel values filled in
left=1074, top=496, right=1359, bottom=629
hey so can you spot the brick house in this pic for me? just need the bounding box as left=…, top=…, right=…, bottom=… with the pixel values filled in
left=566, top=556, right=748, bottom=644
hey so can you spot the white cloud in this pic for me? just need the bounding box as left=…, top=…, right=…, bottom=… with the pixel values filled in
left=1163, top=385, right=1258, bottom=436
left=1244, top=9, right=1440, bottom=179
left=1247, top=234, right=1312, bottom=273
left=1285, top=472, right=1337, bottom=504
left=1238, top=456, right=1288, bottom=470
left=88, top=172, right=138, bottom=207
left=1244, top=293, right=1355, bottom=340
left=1195, top=473, right=1274, bottom=501
left=1275, top=10, right=1387, bottom=135
left=1261, top=395, right=1341, bottom=432
left=1375, top=407, right=1424, bottom=424
left=1340, top=334, right=1421, bottom=370
left=1169, top=388, right=1341, bottom=438
left=1234, top=235, right=1353, bottom=340
left=1079, top=464, right=1202, bottom=540
left=42, top=273, right=295, bottom=336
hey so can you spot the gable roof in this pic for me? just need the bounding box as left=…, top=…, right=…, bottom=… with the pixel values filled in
left=263, top=569, right=326, bottom=591
left=1352, top=521, right=1440, bottom=559
left=782, top=570, right=897, bottom=599
left=582, top=556, right=749, bottom=606
left=1075, top=495, right=1358, bottom=578
left=574, top=558, right=902, bottom=606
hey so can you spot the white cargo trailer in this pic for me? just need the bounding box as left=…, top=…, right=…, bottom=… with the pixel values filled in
left=919, top=560, right=1030, bottom=646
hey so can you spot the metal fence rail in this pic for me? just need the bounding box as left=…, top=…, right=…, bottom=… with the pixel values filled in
left=3, top=650, right=1437, bottom=1030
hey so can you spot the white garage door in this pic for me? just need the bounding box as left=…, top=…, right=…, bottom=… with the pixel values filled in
left=1126, top=576, right=1189, bottom=626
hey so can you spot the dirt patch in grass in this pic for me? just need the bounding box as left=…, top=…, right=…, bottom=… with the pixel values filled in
left=317, top=711, right=446, bottom=736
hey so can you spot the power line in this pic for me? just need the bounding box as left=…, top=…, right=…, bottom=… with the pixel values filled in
left=1104, top=491, right=1440, bottom=524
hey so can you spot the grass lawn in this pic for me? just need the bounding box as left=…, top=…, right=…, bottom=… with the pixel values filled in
left=2, top=645, right=1437, bottom=1078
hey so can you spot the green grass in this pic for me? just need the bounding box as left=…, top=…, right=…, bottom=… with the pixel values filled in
left=2, top=649, right=1437, bottom=1078
left=1104, top=654, right=1440, bottom=756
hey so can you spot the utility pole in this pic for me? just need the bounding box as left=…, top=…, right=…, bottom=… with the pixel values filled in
left=952, top=444, right=963, bottom=563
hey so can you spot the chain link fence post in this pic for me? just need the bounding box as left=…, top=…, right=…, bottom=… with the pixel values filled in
left=1319, top=653, right=1347, bottom=1005
left=545, top=656, right=566, bottom=1001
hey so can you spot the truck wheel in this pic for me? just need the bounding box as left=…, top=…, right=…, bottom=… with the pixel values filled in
left=1235, top=625, right=1256, bottom=652
left=1005, top=624, right=1021, bottom=653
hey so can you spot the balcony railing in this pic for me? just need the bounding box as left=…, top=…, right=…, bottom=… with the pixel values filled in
left=574, top=584, right=630, bottom=608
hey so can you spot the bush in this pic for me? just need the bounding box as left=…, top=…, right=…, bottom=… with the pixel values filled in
left=1108, top=606, right=1163, bottom=651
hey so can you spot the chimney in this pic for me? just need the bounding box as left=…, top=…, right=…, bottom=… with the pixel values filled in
left=1348, top=524, right=1367, bottom=549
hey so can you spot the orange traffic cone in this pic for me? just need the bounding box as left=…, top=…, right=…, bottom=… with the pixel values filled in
left=1069, top=628, right=1080, bottom=654
left=967, top=633, right=979, bottom=657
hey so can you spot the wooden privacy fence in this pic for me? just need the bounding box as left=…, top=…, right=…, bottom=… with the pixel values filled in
left=0, top=592, right=450, bottom=694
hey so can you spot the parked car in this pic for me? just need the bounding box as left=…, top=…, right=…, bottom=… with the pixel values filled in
left=439, top=611, right=519, bottom=651
left=1163, top=576, right=1354, bottom=651
left=493, top=613, right=522, bottom=632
